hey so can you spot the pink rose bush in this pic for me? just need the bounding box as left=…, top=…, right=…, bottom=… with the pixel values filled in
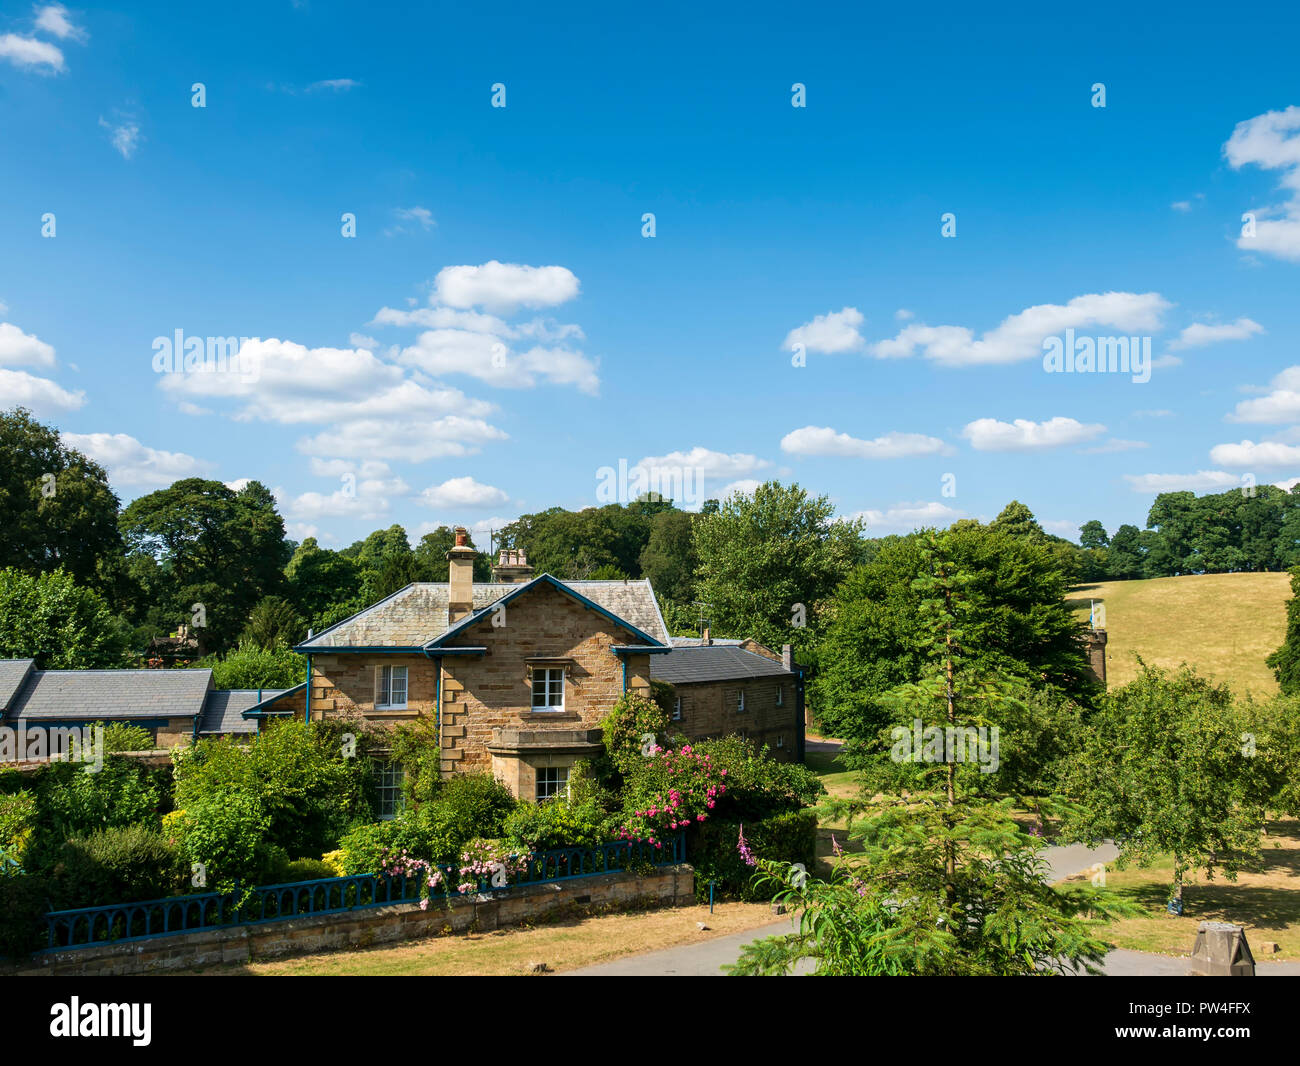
left=617, top=744, right=728, bottom=848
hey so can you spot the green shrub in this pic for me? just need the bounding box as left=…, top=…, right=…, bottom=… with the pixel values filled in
left=504, top=796, right=608, bottom=852
left=0, top=790, right=36, bottom=870
left=689, top=810, right=818, bottom=901
left=601, top=691, right=673, bottom=776
left=199, top=640, right=305, bottom=689
left=177, top=791, right=275, bottom=897
left=26, top=757, right=166, bottom=871
left=429, top=773, right=516, bottom=838
left=337, top=821, right=400, bottom=875
left=47, top=825, right=185, bottom=909
left=101, top=723, right=157, bottom=753
left=173, top=719, right=374, bottom=859
left=281, top=857, right=339, bottom=883
left=0, top=874, right=49, bottom=958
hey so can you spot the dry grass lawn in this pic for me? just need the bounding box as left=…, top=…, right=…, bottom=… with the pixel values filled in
left=1067, top=572, right=1291, bottom=696
left=1060, top=818, right=1300, bottom=958
left=179, top=901, right=779, bottom=976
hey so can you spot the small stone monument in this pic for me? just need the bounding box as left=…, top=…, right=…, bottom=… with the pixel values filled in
left=1188, top=921, right=1255, bottom=976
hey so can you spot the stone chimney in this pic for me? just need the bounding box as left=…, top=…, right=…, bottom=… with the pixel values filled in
left=446, top=526, right=477, bottom=623
left=702, top=626, right=712, bottom=646
left=491, top=547, right=534, bottom=584
left=782, top=643, right=793, bottom=671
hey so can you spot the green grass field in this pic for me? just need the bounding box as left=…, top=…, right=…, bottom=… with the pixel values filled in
left=1067, top=572, right=1293, bottom=697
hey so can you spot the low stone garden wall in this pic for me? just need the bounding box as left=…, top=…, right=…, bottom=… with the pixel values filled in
left=18, top=863, right=695, bottom=976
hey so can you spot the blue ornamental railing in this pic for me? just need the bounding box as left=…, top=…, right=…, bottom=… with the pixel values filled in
left=42, top=833, right=686, bottom=952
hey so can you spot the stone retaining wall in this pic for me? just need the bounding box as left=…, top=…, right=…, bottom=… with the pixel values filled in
left=20, top=864, right=695, bottom=976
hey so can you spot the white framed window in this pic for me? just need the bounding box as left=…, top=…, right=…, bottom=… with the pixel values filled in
left=376, top=664, right=408, bottom=709
left=775, top=685, right=784, bottom=707
left=737, top=689, right=746, bottom=713
left=531, top=667, right=565, bottom=712
left=375, top=758, right=405, bottom=819
left=536, top=766, right=570, bottom=803
left=672, top=695, right=682, bottom=721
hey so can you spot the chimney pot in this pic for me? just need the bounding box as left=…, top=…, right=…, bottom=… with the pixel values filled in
left=702, top=626, right=711, bottom=646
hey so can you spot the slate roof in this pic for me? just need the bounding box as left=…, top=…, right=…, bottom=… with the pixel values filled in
left=5, top=668, right=213, bottom=721
left=199, top=689, right=286, bottom=735
left=0, top=659, right=35, bottom=712
left=651, top=645, right=794, bottom=685
left=298, top=576, right=670, bottom=650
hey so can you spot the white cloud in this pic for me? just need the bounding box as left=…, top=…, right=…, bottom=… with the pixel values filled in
left=432, top=261, right=580, bottom=314
left=1167, top=317, right=1264, bottom=351
left=34, top=5, right=86, bottom=41
left=309, top=458, right=393, bottom=480
left=0, top=368, right=84, bottom=414
left=1209, top=439, right=1300, bottom=468
left=295, top=416, right=507, bottom=464
left=348, top=332, right=378, bottom=350
left=62, top=432, right=211, bottom=488
left=1133, top=408, right=1173, bottom=418
left=868, top=292, right=1171, bottom=366
left=384, top=206, right=435, bottom=236
left=412, top=516, right=511, bottom=545
left=306, top=78, right=360, bottom=92
left=0, top=33, right=63, bottom=72
left=961, top=416, right=1106, bottom=452
left=419, top=476, right=510, bottom=509
left=894, top=308, right=914, bottom=321
left=225, top=478, right=252, bottom=492
left=1224, top=105, right=1300, bottom=261
left=1124, top=470, right=1242, bottom=493
left=99, top=114, right=141, bottom=159
left=398, top=330, right=598, bottom=395
left=782, top=307, right=864, bottom=354
left=1227, top=366, right=1300, bottom=423
left=159, top=338, right=496, bottom=424
left=716, top=479, right=761, bottom=501
left=0, top=322, right=56, bottom=368
left=847, top=500, right=965, bottom=533
left=279, top=487, right=390, bottom=522
left=780, top=425, right=949, bottom=459
left=1077, top=438, right=1148, bottom=454
left=635, top=447, right=770, bottom=481
left=1171, top=201, right=1192, bottom=212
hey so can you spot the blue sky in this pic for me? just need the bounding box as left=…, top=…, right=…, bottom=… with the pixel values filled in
left=3, top=0, right=1300, bottom=548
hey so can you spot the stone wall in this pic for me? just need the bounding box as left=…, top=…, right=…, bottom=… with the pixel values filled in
left=673, top=676, right=799, bottom=760
left=20, top=864, right=695, bottom=976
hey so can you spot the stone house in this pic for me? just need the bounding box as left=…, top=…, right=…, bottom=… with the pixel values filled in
left=282, top=528, right=807, bottom=804
left=651, top=636, right=805, bottom=763
left=287, top=529, right=672, bottom=805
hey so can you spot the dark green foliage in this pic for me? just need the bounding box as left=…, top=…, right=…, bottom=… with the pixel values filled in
left=0, top=567, right=129, bottom=668
left=240, top=595, right=305, bottom=650
left=120, top=477, right=290, bottom=655
left=600, top=691, right=674, bottom=777
left=1063, top=664, right=1266, bottom=904
left=0, top=875, right=49, bottom=957
left=173, top=720, right=374, bottom=859
left=28, top=757, right=166, bottom=861
left=504, top=796, right=610, bottom=852
left=47, top=825, right=185, bottom=908
left=0, top=407, right=125, bottom=597
left=199, top=641, right=305, bottom=690
left=689, top=810, right=817, bottom=900
left=693, top=481, right=866, bottom=655
left=813, top=522, right=1096, bottom=744
left=1267, top=568, right=1300, bottom=694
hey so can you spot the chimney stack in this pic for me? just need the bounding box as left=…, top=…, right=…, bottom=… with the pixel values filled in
left=702, top=626, right=712, bottom=646
left=491, top=546, right=534, bottom=584
left=782, top=643, right=793, bottom=671
left=446, top=526, right=476, bottom=623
